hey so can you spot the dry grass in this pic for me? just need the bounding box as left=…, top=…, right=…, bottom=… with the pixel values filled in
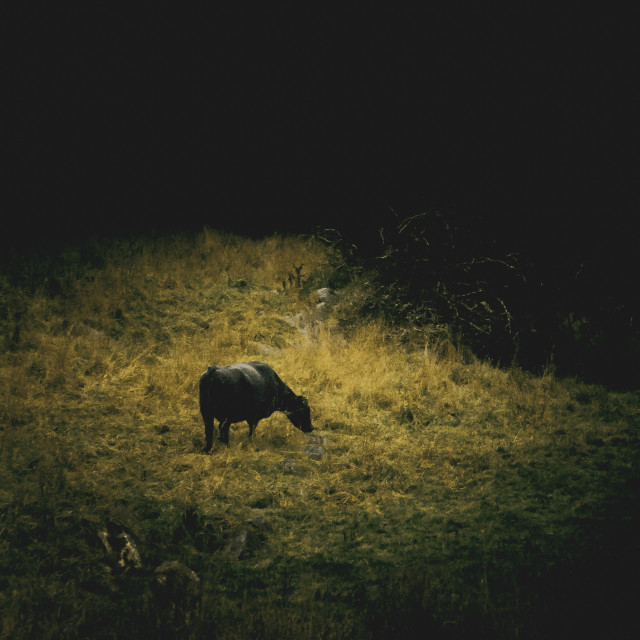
left=1, top=228, right=638, bottom=639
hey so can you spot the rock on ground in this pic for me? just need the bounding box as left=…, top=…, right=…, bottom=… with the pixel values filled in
left=303, top=444, right=326, bottom=460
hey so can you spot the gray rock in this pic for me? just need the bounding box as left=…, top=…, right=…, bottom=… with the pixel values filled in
left=247, top=516, right=271, bottom=531
left=317, top=288, right=339, bottom=306
left=303, top=444, right=326, bottom=460
left=308, top=432, right=334, bottom=446
left=315, top=289, right=339, bottom=321
left=224, top=529, right=248, bottom=559
left=283, top=312, right=309, bottom=332
left=282, top=459, right=305, bottom=475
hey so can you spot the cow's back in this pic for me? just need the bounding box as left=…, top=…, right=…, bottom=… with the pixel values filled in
left=200, top=362, right=283, bottom=423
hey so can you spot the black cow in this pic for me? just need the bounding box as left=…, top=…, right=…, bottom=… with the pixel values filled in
left=199, top=361, right=313, bottom=451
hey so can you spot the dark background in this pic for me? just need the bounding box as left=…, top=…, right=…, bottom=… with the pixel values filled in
left=4, top=5, right=638, bottom=248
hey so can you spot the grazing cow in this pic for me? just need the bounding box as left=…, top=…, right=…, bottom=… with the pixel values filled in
left=199, top=361, right=313, bottom=451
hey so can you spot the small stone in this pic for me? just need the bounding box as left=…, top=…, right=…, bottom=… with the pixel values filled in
left=303, top=444, right=326, bottom=461
left=247, top=516, right=271, bottom=531
left=317, top=288, right=339, bottom=305
left=308, top=433, right=334, bottom=446
left=282, top=459, right=305, bottom=475
left=224, top=529, right=248, bottom=559
left=283, top=312, right=310, bottom=333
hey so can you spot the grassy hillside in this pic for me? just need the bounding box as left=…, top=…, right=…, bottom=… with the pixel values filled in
left=1, top=228, right=638, bottom=639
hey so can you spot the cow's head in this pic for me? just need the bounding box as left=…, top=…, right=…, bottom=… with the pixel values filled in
left=285, top=395, right=313, bottom=433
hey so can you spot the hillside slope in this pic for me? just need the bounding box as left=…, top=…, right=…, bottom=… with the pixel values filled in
left=1, top=229, right=638, bottom=639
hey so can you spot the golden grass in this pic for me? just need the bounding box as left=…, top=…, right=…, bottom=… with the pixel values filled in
left=1, top=228, right=638, bottom=639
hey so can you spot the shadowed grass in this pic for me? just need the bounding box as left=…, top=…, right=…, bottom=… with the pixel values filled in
left=1, top=228, right=638, bottom=639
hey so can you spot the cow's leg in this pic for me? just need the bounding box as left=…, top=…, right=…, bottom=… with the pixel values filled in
left=248, top=420, right=258, bottom=438
left=203, top=419, right=215, bottom=453
left=199, top=377, right=215, bottom=453
left=218, top=419, right=231, bottom=445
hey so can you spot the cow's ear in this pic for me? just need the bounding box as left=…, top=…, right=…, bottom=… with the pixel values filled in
left=299, top=396, right=309, bottom=407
